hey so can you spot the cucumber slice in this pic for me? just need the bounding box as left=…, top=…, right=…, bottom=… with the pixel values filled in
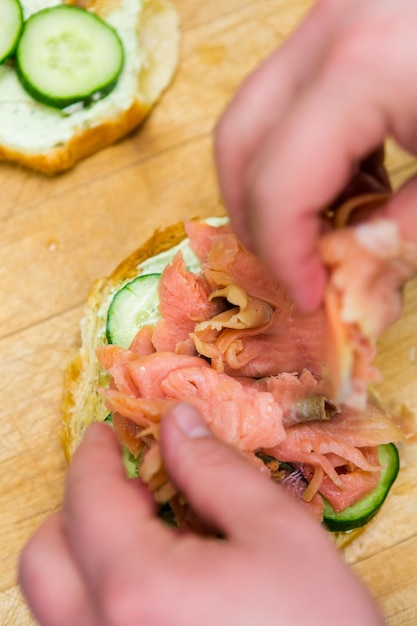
left=16, top=5, right=124, bottom=109
left=0, top=0, right=23, bottom=64
left=107, top=274, right=162, bottom=349
left=323, top=443, right=399, bottom=532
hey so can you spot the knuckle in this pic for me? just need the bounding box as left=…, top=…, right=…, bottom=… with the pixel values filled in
left=18, top=532, right=47, bottom=592
left=213, top=114, right=232, bottom=162
left=101, top=578, right=154, bottom=626
left=323, top=22, right=381, bottom=80
left=100, top=567, right=180, bottom=626
left=18, top=538, right=53, bottom=621
left=245, top=159, right=278, bottom=214
left=213, top=100, right=242, bottom=165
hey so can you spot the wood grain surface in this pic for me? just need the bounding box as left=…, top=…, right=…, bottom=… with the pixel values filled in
left=1, top=1, right=417, bottom=624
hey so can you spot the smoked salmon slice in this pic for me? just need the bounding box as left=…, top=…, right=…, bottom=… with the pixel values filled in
left=321, top=209, right=417, bottom=408
left=98, top=217, right=408, bottom=528
left=151, top=252, right=223, bottom=353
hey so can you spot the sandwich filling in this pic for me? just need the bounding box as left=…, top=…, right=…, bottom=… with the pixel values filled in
left=95, top=215, right=414, bottom=532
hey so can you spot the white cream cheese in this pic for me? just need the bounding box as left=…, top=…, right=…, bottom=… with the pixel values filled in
left=137, top=217, right=229, bottom=275
left=98, top=217, right=229, bottom=346
left=0, top=0, right=144, bottom=152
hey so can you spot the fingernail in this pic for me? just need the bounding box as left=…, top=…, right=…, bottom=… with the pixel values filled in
left=171, top=403, right=212, bottom=439
left=84, top=421, right=112, bottom=443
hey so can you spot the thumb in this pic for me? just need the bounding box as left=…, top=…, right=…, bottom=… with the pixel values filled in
left=159, top=403, right=309, bottom=541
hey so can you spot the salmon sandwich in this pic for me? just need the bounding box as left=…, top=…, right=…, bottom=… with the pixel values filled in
left=62, top=202, right=417, bottom=547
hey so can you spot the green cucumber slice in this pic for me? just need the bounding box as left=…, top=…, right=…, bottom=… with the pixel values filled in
left=107, top=274, right=162, bottom=349
left=0, top=0, right=23, bottom=64
left=323, top=443, right=399, bottom=532
left=16, top=5, right=124, bottom=109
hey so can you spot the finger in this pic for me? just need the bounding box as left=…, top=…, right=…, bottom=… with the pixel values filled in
left=330, top=146, right=391, bottom=212
left=214, top=0, right=351, bottom=250
left=63, top=423, right=169, bottom=590
left=245, top=54, right=388, bottom=311
left=380, top=174, right=417, bottom=245
left=159, top=403, right=310, bottom=543
left=18, top=512, right=97, bottom=626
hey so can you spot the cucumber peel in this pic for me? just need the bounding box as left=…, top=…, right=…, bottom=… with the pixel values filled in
left=107, top=274, right=162, bottom=349
left=0, top=0, right=23, bottom=64
left=323, top=443, right=399, bottom=532
left=16, top=5, right=124, bottom=109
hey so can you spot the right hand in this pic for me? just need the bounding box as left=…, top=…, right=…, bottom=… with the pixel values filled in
left=215, top=0, right=417, bottom=311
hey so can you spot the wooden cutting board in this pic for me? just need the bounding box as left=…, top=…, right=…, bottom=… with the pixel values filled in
left=1, top=1, right=417, bottom=624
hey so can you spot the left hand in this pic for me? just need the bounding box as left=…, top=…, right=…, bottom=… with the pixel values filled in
left=19, top=404, right=385, bottom=626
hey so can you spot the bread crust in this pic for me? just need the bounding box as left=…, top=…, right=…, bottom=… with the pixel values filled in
left=0, top=0, right=180, bottom=174
left=61, top=221, right=187, bottom=460
left=0, top=100, right=150, bottom=174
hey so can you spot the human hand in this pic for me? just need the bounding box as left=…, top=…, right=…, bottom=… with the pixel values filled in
left=19, top=404, right=384, bottom=626
left=215, top=0, right=417, bottom=311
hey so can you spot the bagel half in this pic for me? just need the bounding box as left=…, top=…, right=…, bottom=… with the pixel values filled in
left=0, top=0, right=180, bottom=173
left=62, top=217, right=404, bottom=552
